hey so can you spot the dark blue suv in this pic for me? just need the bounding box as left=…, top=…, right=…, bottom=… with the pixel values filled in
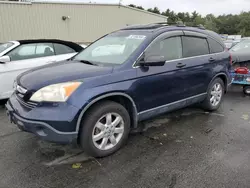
left=6, top=23, right=232, bottom=157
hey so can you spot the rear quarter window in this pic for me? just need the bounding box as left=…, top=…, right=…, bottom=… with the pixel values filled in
left=208, top=38, right=224, bottom=53
left=54, top=43, right=75, bottom=55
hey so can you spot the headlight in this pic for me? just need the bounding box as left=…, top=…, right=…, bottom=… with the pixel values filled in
left=30, top=82, right=82, bottom=102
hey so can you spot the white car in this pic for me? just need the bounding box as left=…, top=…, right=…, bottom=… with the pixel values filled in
left=0, top=39, right=83, bottom=99
left=79, top=43, right=88, bottom=48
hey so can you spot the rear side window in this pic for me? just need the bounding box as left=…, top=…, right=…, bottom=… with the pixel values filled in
left=207, top=38, right=224, bottom=53
left=36, top=43, right=55, bottom=57
left=182, top=36, right=209, bottom=58
left=54, top=43, right=75, bottom=55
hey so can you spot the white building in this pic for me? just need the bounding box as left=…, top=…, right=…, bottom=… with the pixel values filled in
left=0, top=1, right=167, bottom=43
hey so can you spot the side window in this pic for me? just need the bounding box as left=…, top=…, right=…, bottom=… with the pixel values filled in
left=207, top=38, right=224, bottom=53
left=182, top=36, right=209, bottom=58
left=7, top=43, right=55, bottom=61
left=35, top=43, right=55, bottom=57
left=7, top=44, right=36, bottom=61
left=54, top=43, right=75, bottom=55
left=146, top=36, right=182, bottom=61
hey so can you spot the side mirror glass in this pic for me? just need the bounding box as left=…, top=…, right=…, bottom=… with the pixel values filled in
left=140, top=55, right=166, bottom=66
left=0, top=55, right=10, bottom=64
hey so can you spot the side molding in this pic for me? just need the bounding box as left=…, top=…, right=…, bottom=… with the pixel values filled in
left=138, top=93, right=207, bottom=121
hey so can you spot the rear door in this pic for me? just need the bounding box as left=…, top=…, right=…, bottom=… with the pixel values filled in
left=180, top=31, right=215, bottom=98
left=0, top=43, right=56, bottom=98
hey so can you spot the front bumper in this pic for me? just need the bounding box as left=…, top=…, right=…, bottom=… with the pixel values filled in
left=6, top=94, right=80, bottom=144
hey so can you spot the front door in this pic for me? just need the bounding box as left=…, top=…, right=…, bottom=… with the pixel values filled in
left=134, top=31, right=189, bottom=120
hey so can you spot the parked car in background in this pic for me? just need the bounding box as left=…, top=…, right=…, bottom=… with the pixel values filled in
left=79, top=43, right=88, bottom=48
left=230, top=39, right=250, bottom=68
left=6, top=23, right=231, bottom=157
left=224, top=40, right=240, bottom=49
left=0, top=39, right=83, bottom=99
left=241, top=37, right=250, bottom=41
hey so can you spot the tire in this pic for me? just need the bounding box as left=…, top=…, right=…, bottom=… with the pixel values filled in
left=79, top=100, right=130, bottom=157
left=243, top=86, right=250, bottom=95
left=201, top=78, right=225, bottom=111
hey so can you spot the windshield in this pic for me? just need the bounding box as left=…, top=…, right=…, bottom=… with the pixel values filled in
left=0, top=42, right=14, bottom=53
left=73, top=31, right=148, bottom=65
left=230, top=40, right=250, bottom=52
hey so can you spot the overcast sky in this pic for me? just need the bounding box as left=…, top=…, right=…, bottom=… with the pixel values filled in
left=80, top=0, right=250, bottom=16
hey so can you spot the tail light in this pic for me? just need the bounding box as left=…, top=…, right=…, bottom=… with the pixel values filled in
left=235, top=67, right=249, bottom=74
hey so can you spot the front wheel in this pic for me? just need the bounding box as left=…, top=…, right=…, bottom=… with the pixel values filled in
left=79, top=101, right=130, bottom=157
left=202, top=78, right=225, bottom=111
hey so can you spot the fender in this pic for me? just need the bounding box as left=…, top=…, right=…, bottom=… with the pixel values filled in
left=75, top=92, right=138, bottom=132
left=209, top=72, right=229, bottom=92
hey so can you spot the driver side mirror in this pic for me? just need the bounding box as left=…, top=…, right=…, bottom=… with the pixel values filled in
left=139, top=55, right=166, bottom=67
left=0, top=56, right=10, bottom=64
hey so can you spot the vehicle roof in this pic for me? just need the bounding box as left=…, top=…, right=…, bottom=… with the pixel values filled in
left=121, top=23, right=223, bottom=44
left=16, top=39, right=83, bottom=52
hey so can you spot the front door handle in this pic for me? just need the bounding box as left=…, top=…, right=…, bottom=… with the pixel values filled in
left=176, top=63, right=186, bottom=68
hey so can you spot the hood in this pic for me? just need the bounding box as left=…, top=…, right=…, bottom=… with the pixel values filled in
left=17, top=60, right=113, bottom=90
left=230, top=50, right=250, bottom=63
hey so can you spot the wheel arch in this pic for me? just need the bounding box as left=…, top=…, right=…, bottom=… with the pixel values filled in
left=75, top=92, right=138, bottom=133
left=210, top=73, right=228, bottom=93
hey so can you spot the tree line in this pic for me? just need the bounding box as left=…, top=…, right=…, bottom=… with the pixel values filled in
left=129, top=4, right=250, bottom=37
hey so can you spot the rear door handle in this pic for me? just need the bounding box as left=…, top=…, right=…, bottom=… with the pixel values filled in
left=176, top=63, right=186, bottom=68
left=209, top=57, right=216, bottom=62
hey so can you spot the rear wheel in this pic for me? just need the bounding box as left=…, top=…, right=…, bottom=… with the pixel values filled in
left=79, top=101, right=130, bottom=157
left=243, top=86, right=250, bottom=95
left=202, top=78, right=224, bottom=111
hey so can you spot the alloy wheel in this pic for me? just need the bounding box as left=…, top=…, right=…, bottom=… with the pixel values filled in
left=92, top=113, right=125, bottom=151
left=210, top=83, right=223, bottom=107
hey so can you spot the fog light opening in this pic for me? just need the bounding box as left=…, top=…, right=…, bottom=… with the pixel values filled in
left=36, top=127, right=47, bottom=137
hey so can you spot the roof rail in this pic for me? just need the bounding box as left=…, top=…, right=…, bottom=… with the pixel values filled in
left=176, top=21, right=186, bottom=27
left=151, top=21, right=186, bottom=27
left=196, top=24, right=206, bottom=30
left=121, top=23, right=167, bottom=30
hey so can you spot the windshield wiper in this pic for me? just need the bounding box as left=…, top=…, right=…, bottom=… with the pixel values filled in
left=75, top=59, right=98, bottom=66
